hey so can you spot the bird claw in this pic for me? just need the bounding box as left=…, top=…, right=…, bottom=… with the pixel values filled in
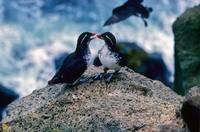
left=77, top=76, right=92, bottom=85
left=93, top=73, right=104, bottom=80
left=105, top=71, right=119, bottom=83
left=105, top=73, right=114, bottom=83
left=93, top=72, right=118, bottom=83
left=141, top=17, right=148, bottom=27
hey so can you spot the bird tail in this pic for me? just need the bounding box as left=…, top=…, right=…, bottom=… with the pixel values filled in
left=48, top=77, right=61, bottom=85
left=103, top=15, right=120, bottom=26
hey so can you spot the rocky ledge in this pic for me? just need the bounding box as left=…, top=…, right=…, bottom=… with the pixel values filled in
left=0, top=66, right=185, bottom=132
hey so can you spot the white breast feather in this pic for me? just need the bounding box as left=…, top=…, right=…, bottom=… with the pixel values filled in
left=84, top=49, right=92, bottom=66
left=99, top=45, right=121, bottom=70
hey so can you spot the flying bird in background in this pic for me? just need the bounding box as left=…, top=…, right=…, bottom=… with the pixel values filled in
left=104, top=0, right=153, bottom=27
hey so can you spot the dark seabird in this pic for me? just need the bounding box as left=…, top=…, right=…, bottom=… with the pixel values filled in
left=48, top=32, right=97, bottom=85
left=96, top=32, right=126, bottom=82
left=104, top=0, right=153, bottom=27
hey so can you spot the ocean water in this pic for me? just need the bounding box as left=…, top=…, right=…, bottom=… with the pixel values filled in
left=0, top=0, right=199, bottom=97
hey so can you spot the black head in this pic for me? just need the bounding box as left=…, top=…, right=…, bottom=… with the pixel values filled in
left=76, top=32, right=97, bottom=51
left=97, top=32, right=116, bottom=48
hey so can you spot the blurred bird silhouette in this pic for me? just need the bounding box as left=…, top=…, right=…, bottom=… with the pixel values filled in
left=104, top=0, right=153, bottom=27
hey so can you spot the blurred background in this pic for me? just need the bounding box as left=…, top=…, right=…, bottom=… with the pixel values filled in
left=0, top=0, right=199, bottom=120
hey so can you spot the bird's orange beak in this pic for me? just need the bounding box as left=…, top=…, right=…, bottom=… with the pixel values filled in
left=92, top=32, right=97, bottom=36
left=90, top=32, right=97, bottom=40
left=97, top=34, right=103, bottom=39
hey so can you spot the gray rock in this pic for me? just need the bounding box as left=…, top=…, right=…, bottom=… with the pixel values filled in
left=0, top=66, right=185, bottom=132
left=173, top=5, right=200, bottom=95
left=181, top=86, right=200, bottom=132
left=185, top=86, right=200, bottom=100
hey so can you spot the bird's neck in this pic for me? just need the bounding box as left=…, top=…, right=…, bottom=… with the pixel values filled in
left=106, top=44, right=117, bottom=52
left=75, top=46, right=90, bottom=57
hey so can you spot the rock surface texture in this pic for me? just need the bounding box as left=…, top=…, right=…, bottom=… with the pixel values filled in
left=0, top=66, right=185, bottom=132
left=173, top=5, right=200, bottom=95
left=181, top=86, right=200, bottom=132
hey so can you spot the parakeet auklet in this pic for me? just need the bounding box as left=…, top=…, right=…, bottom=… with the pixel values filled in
left=96, top=32, right=126, bottom=82
left=48, top=32, right=97, bottom=85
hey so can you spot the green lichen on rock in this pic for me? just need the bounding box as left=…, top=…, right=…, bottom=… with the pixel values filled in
left=173, top=5, right=200, bottom=95
left=116, top=42, right=149, bottom=69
